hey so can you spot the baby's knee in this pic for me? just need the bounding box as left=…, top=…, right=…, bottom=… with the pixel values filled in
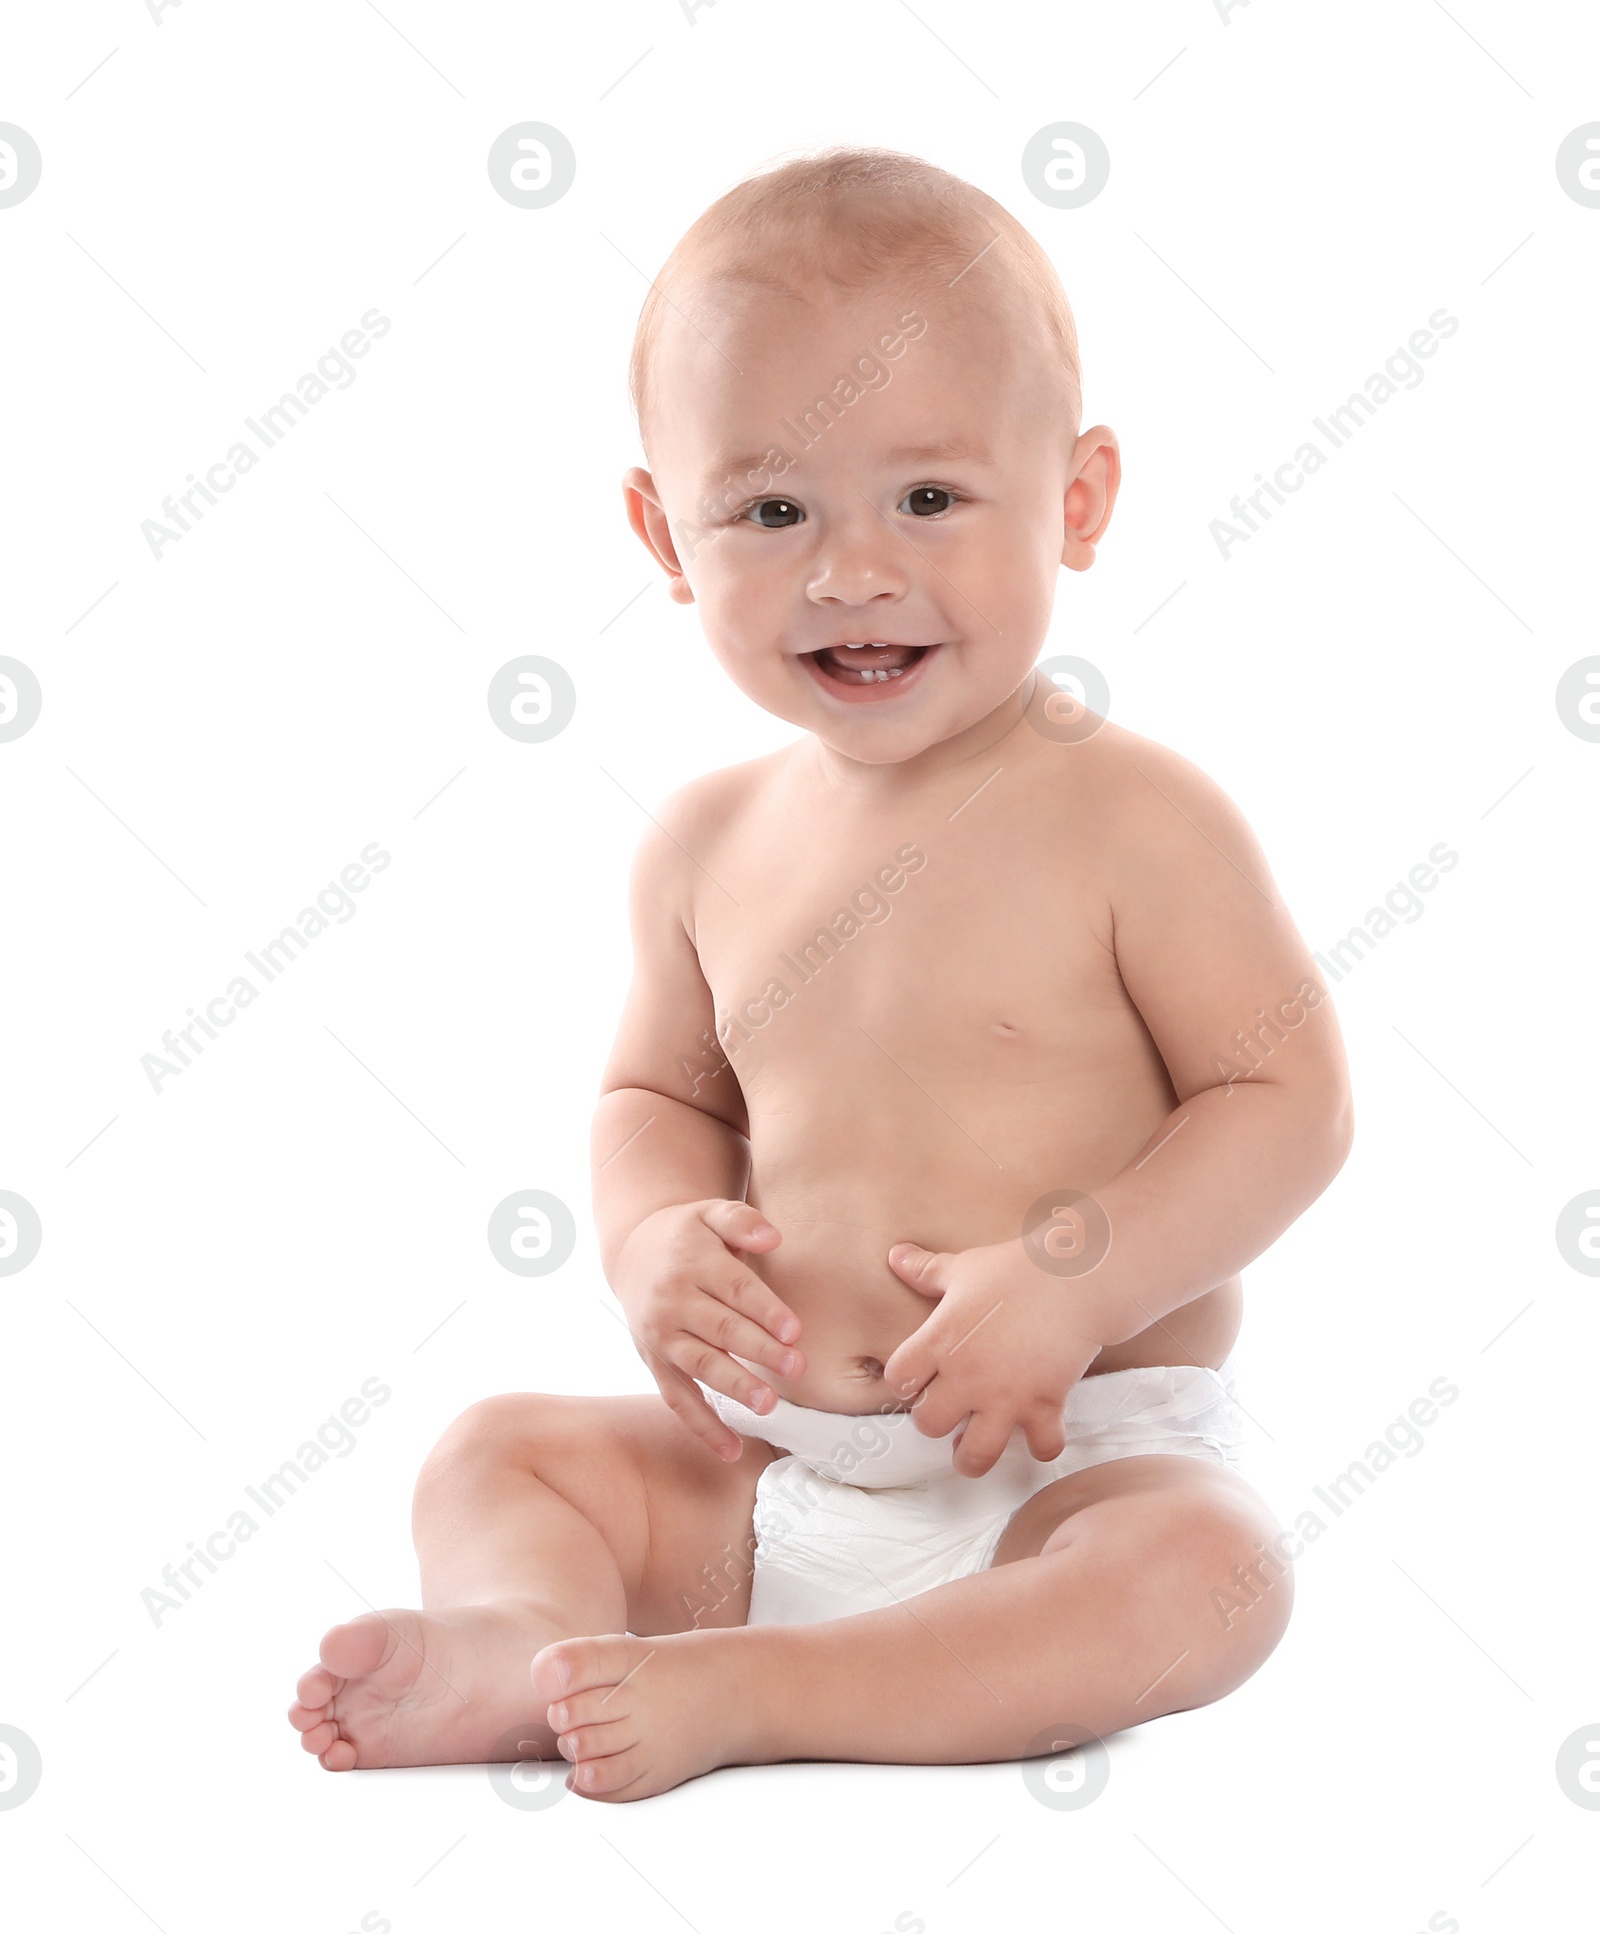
left=1186, top=1486, right=1297, bottom=1661
left=414, top=1391, right=562, bottom=1499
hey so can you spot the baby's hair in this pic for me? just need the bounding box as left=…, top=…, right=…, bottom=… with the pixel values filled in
left=629, top=145, right=1082, bottom=450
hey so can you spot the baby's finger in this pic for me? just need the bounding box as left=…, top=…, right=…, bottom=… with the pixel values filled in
left=952, top=1410, right=1017, bottom=1480
left=905, top=1374, right=966, bottom=1444
left=1022, top=1407, right=1068, bottom=1465
left=667, top=1335, right=778, bottom=1417
left=709, top=1262, right=803, bottom=1347
left=653, top=1363, right=746, bottom=1462
left=694, top=1292, right=805, bottom=1381
left=629, top=1326, right=751, bottom=1456
left=882, top=1335, right=936, bottom=1406
left=699, top=1200, right=783, bottom=1256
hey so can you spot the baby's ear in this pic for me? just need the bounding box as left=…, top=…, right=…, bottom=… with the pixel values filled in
left=1060, top=427, right=1121, bottom=574
left=623, top=467, right=696, bottom=605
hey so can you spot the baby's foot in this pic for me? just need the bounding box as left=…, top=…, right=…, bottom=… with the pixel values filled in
left=288, top=1602, right=568, bottom=1770
left=530, top=1630, right=771, bottom=1801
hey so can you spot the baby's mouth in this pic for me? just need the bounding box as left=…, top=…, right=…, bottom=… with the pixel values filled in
left=807, top=642, right=931, bottom=686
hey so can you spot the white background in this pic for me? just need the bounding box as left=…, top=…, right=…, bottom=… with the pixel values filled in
left=3, top=1, right=1597, bottom=1929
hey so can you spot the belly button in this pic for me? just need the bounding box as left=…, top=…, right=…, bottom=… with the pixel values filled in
left=857, top=1356, right=885, bottom=1378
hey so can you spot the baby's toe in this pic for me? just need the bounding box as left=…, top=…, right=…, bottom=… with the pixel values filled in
left=571, top=1744, right=648, bottom=1799
left=296, top=1665, right=339, bottom=1708
left=548, top=1685, right=633, bottom=1732
left=288, top=1699, right=330, bottom=1735
left=297, top=1718, right=338, bottom=1756
left=319, top=1612, right=393, bottom=1679
left=319, top=1737, right=359, bottom=1772
left=557, top=1717, right=634, bottom=1764
left=530, top=1634, right=636, bottom=1701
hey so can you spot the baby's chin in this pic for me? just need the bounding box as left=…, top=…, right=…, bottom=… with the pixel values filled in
left=818, top=717, right=969, bottom=765
left=801, top=674, right=1034, bottom=767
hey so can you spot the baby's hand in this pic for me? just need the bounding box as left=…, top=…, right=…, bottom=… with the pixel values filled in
left=881, top=1239, right=1104, bottom=1478
left=613, top=1200, right=804, bottom=1461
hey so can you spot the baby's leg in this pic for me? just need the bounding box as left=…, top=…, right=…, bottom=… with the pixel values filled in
left=287, top=1393, right=772, bottom=1770
left=531, top=1454, right=1293, bottom=1800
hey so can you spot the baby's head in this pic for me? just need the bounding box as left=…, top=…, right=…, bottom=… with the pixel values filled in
left=623, top=147, right=1119, bottom=767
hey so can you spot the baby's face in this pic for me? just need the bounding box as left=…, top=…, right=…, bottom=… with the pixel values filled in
left=626, top=278, right=1117, bottom=767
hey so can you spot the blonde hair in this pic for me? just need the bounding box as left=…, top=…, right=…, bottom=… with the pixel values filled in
left=629, top=146, right=1082, bottom=449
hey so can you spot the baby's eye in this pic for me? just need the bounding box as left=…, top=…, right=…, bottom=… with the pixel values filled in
left=899, top=485, right=957, bottom=517
left=741, top=497, right=805, bottom=529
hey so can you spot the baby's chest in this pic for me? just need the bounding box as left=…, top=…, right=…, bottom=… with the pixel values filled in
left=698, top=847, right=1126, bottom=1051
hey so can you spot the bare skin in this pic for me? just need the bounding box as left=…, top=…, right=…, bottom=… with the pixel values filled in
left=289, top=237, right=1352, bottom=1798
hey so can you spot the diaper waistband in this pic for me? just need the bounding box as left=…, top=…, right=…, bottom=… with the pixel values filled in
left=702, top=1353, right=1241, bottom=1491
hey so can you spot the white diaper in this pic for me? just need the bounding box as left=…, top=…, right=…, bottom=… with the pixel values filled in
left=704, top=1357, right=1246, bottom=1627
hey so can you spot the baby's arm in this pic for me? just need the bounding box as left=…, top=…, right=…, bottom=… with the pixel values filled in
left=591, top=798, right=804, bottom=1459
left=1061, top=736, right=1356, bottom=1343
left=885, top=735, right=1353, bottom=1469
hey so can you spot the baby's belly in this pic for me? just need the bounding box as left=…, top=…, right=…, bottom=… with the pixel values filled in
left=739, top=1214, right=932, bottom=1414
left=740, top=1172, right=1241, bottom=1415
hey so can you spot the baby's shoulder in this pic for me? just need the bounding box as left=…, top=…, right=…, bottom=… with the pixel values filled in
left=627, top=747, right=794, bottom=895
left=651, top=747, right=790, bottom=840
left=1045, top=719, right=1262, bottom=867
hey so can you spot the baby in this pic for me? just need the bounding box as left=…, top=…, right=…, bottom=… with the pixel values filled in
left=289, top=147, right=1352, bottom=1800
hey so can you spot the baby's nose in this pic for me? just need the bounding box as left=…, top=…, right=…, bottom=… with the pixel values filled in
left=806, top=518, right=912, bottom=605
